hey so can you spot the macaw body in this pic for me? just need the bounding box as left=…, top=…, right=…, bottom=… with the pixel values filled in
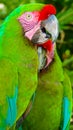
left=0, top=3, right=72, bottom=130
left=21, top=51, right=72, bottom=130
left=0, top=4, right=42, bottom=129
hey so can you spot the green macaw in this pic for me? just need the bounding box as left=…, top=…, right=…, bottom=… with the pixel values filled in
left=22, top=51, right=72, bottom=130
left=0, top=3, right=72, bottom=130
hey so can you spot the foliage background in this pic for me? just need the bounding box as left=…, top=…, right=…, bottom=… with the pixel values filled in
left=0, top=0, right=73, bottom=128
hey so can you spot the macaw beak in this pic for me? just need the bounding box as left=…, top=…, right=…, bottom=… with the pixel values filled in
left=31, top=15, right=59, bottom=44
left=41, top=15, right=59, bottom=42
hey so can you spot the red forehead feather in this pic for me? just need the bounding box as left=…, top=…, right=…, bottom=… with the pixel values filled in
left=39, top=4, right=56, bottom=20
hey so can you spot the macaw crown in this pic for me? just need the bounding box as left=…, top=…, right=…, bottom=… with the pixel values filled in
left=39, top=4, right=56, bottom=20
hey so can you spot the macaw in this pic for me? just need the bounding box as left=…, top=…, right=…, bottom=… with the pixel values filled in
left=0, top=3, right=72, bottom=130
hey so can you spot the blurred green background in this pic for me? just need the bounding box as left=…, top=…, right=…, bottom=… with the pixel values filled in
left=0, top=0, right=73, bottom=86
left=0, top=0, right=73, bottom=129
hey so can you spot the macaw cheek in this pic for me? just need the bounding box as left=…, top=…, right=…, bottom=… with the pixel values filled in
left=25, top=21, right=41, bottom=41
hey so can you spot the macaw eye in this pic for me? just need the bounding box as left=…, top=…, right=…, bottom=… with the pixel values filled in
left=25, top=13, right=32, bottom=20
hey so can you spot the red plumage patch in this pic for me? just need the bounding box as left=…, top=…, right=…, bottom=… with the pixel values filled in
left=39, top=4, right=56, bottom=20
left=37, top=40, right=53, bottom=52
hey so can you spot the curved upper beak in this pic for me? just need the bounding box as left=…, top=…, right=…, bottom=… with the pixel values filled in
left=41, top=15, right=59, bottom=42
left=31, top=15, right=59, bottom=44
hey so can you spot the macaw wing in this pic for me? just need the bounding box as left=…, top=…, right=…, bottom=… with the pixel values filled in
left=60, top=73, right=72, bottom=130
left=0, top=58, right=18, bottom=129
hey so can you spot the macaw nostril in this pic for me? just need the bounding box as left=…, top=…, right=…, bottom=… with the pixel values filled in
left=41, top=27, right=46, bottom=33
left=41, top=27, right=52, bottom=39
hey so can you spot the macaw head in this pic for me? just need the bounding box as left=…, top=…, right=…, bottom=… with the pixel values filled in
left=18, top=4, right=59, bottom=69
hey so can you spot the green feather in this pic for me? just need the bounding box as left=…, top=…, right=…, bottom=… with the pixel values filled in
left=22, top=51, right=72, bottom=130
